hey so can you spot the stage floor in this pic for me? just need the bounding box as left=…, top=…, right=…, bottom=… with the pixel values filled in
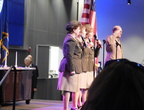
left=0, top=99, right=72, bottom=110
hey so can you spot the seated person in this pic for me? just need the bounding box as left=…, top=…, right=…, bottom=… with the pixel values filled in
left=81, top=58, right=144, bottom=110
left=24, top=56, right=39, bottom=104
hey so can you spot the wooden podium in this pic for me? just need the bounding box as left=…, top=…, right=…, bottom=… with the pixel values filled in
left=0, top=67, right=35, bottom=105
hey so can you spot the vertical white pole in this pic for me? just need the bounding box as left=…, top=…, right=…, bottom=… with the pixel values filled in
left=4, top=52, right=7, bottom=67
left=15, top=51, right=17, bottom=67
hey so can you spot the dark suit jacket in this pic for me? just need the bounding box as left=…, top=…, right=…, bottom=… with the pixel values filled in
left=59, top=34, right=82, bottom=74
left=31, top=64, right=39, bottom=88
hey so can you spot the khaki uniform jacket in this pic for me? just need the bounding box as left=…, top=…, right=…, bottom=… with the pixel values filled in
left=105, top=34, right=123, bottom=62
left=82, top=46, right=100, bottom=72
left=59, top=34, right=82, bottom=74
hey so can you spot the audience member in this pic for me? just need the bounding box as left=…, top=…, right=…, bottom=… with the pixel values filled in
left=24, top=55, right=39, bottom=104
left=81, top=58, right=144, bottom=110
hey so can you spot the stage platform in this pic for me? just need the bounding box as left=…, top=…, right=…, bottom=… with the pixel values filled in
left=0, top=99, right=72, bottom=110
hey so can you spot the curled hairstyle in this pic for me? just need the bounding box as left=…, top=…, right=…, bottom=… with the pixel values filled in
left=85, top=24, right=93, bottom=35
left=80, top=25, right=86, bottom=32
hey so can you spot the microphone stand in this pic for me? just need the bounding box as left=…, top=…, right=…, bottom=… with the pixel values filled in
left=141, top=59, right=144, bottom=66
left=93, top=37, right=96, bottom=78
left=115, top=41, right=119, bottom=60
left=93, top=35, right=101, bottom=77
left=103, top=40, right=106, bottom=68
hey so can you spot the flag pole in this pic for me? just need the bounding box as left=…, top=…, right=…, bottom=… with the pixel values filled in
left=76, top=0, right=79, bottom=20
left=0, top=46, right=2, bottom=65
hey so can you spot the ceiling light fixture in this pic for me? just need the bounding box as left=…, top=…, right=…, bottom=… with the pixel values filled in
left=127, top=0, right=131, bottom=5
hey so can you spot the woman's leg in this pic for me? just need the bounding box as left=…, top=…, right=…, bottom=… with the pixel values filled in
left=78, top=90, right=82, bottom=107
left=82, top=89, right=88, bottom=104
left=71, top=92, right=79, bottom=109
left=63, top=91, right=71, bottom=110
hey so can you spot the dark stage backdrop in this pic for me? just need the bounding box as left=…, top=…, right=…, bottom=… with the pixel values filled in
left=24, top=0, right=79, bottom=63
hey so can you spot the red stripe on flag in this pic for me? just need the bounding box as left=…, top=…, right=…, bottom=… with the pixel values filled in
left=84, top=4, right=90, bottom=9
left=81, top=13, right=89, bottom=18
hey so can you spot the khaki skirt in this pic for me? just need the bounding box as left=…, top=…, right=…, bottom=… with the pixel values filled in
left=79, top=71, right=94, bottom=89
left=57, top=72, right=80, bottom=92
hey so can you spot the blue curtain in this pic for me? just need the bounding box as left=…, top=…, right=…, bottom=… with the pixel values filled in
left=0, top=0, right=9, bottom=65
left=8, top=0, right=24, bottom=46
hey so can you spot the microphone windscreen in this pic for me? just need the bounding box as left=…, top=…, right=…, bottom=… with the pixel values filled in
left=94, top=35, right=97, bottom=40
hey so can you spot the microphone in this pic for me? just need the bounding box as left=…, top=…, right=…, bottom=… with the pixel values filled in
left=103, top=39, right=106, bottom=44
left=94, top=35, right=98, bottom=40
left=94, top=35, right=102, bottom=48
left=80, top=35, right=87, bottom=47
left=115, top=40, right=121, bottom=47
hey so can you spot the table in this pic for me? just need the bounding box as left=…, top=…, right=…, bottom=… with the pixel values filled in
left=0, top=67, right=35, bottom=105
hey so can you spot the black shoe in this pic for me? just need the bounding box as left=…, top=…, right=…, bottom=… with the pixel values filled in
left=26, top=100, right=30, bottom=104
left=78, top=106, right=82, bottom=110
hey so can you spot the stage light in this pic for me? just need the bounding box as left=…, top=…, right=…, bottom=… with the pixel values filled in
left=127, top=0, right=131, bottom=5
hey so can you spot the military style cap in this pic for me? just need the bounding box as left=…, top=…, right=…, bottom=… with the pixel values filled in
left=66, top=20, right=81, bottom=31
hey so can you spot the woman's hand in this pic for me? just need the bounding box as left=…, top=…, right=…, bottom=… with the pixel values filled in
left=87, top=42, right=94, bottom=48
left=70, top=71, right=76, bottom=75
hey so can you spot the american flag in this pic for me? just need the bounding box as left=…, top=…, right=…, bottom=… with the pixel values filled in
left=80, top=0, right=97, bottom=35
